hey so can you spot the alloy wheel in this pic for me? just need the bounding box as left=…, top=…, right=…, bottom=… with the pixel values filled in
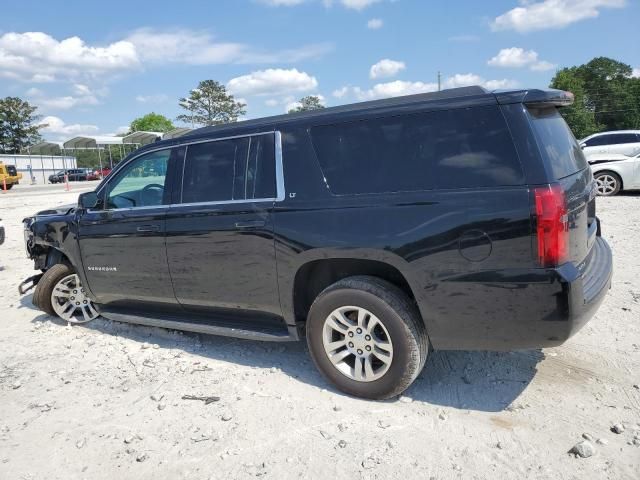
left=50, top=274, right=100, bottom=323
left=322, top=306, right=393, bottom=382
left=595, top=174, right=618, bottom=196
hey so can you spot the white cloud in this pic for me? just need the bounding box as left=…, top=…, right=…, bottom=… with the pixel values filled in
left=335, top=74, right=518, bottom=102
left=332, top=86, right=350, bottom=98
left=353, top=80, right=439, bottom=100
left=370, top=59, right=406, bottom=79
left=135, top=94, right=169, bottom=103
left=444, top=73, right=519, bottom=90
left=530, top=60, right=556, bottom=71
left=40, top=115, right=99, bottom=137
left=488, top=47, right=556, bottom=71
left=491, top=0, right=626, bottom=33
left=323, top=0, right=381, bottom=9
left=26, top=84, right=100, bottom=111
left=126, top=28, right=331, bottom=65
left=0, top=29, right=331, bottom=85
left=630, top=67, right=639, bottom=78
left=227, top=68, right=318, bottom=96
left=265, top=99, right=279, bottom=107
left=0, top=31, right=139, bottom=82
left=483, top=78, right=520, bottom=90
left=367, top=18, right=384, bottom=29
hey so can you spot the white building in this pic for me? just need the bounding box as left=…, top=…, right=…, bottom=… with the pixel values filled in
left=0, top=151, right=77, bottom=185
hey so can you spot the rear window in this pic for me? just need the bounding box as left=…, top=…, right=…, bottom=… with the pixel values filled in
left=310, top=106, right=523, bottom=195
left=528, top=108, right=588, bottom=179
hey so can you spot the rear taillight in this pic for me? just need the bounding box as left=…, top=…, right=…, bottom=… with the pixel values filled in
left=534, top=184, right=568, bottom=267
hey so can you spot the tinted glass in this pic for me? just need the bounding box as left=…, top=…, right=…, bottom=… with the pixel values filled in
left=584, top=136, right=609, bottom=147
left=107, top=149, right=170, bottom=208
left=182, top=138, right=249, bottom=203
left=610, top=133, right=639, bottom=144
left=528, top=108, right=588, bottom=179
left=310, top=106, right=523, bottom=194
left=181, top=133, right=276, bottom=204
left=246, top=134, right=276, bottom=199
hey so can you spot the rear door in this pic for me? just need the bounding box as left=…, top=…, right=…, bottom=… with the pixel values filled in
left=166, top=132, right=283, bottom=317
left=527, top=107, right=596, bottom=265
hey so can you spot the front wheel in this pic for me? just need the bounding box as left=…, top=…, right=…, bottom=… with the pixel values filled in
left=33, top=264, right=100, bottom=323
left=594, top=172, right=621, bottom=196
left=306, top=276, right=428, bottom=400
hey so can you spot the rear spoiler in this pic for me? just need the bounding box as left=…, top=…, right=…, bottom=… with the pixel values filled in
left=494, top=89, right=574, bottom=108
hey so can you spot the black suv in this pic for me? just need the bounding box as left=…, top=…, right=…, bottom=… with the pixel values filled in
left=49, top=169, right=88, bottom=183
left=21, top=87, right=612, bottom=399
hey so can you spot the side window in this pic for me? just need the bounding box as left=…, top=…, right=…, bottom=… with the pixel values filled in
left=182, top=138, right=250, bottom=203
left=310, top=106, right=523, bottom=195
left=611, top=133, right=639, bottom=144
left=588, top=135, right=613, bottom=146
left=246, top=134, right=276, bottom=199
left=106, top=149, right=171, bottom=209
left=181, top=133, right=276, bottom=204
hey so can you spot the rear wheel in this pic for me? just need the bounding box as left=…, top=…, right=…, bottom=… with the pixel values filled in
left=594, top=172, right=621, bottom=196
left=2, top=183, right=13, bottom=190
left=306, top=276, right=428, bottom=399
left=33, top=264, right=99, bottom=323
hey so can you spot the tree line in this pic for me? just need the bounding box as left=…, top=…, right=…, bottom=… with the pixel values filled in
left=1, top=56, right=638, bottom=158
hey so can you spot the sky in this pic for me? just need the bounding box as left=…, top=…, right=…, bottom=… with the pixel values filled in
left=0, top=0, right=638, bottom=142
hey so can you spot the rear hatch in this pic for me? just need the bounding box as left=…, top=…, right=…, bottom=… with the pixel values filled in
left=527, top=107, right=597, bottom=267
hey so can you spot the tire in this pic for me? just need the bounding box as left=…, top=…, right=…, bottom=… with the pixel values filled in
left=33, top=263, right=99, bottom=323
left=306, top=276, right=428, bottom=400
left=3, top=183, right=13, bottom=190
left=594, top=171, right=622, bottom=196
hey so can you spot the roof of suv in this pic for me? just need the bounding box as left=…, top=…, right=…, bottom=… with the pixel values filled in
left=129, top=86, right=571, bottom=157
left=581, top=129, right=640, bottom=140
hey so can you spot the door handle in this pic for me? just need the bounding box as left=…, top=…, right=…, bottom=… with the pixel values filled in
left=235, top=220, right=266, bottom=229
left=137, top=224, right=160, bottom=232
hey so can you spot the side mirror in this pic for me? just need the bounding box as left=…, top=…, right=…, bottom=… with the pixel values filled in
left=579, top=143, right=587, bottom=149
left=78, top=191, right=99, bottom=210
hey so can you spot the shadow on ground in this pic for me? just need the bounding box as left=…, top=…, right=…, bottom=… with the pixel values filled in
left=29, top=313, right=543, bottom=413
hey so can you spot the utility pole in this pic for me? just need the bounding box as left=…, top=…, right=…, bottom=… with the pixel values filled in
left=437, top=71, right=442, bottom=92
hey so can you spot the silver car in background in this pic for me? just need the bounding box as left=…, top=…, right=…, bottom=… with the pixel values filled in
left=580, top=130, right=640, bottom=158
left=589, top=152, right=640, bottom=196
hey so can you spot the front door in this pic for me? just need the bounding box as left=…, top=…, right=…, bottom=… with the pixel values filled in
left=166, top=133, right=282, bottom=317
left=78, top=147, right=183, bottom=307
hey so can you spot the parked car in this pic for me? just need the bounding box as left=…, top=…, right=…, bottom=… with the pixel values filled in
left=86, top=170, right=101, bottom=181
left=589, top=152, right=640, bottom=196
left=579, top=130, right=640, bottom=158
left=92, top=167, right=112, bottom=179
left=49, top=169, right=88, bottom=183
left=0, top=162, right=23, bottom=190
left=20, top=86, right=612, bottom=400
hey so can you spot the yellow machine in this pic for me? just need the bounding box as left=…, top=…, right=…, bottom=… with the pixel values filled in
left=0, top=162, right=23, bottom=190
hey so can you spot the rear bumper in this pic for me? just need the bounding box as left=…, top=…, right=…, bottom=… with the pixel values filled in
left=558, top=235, right=612, bottom=339
left=426, top=236, right=613, bottom=351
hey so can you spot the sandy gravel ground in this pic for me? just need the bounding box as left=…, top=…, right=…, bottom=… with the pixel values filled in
left=0, top=183, right=639, bottom=480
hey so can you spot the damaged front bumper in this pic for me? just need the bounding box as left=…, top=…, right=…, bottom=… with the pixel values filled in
left=18, top=273, right=43, bottom=295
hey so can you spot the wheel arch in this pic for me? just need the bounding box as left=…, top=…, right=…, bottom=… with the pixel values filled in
left=290, top=256, right=420, bottom=330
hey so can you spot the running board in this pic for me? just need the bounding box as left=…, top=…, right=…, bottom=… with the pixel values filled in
left=100, top=310, right=297, bottom=342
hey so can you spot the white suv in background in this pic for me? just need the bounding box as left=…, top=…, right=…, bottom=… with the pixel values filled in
left=579, top=130, right=640, bottom=158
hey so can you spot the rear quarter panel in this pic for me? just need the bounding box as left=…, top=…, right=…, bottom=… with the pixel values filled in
left=274, top=127, right=539, bottom=349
